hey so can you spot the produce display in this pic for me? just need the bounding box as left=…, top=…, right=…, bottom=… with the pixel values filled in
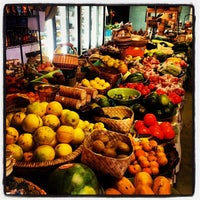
left=5, top=25, right=190, bottom=196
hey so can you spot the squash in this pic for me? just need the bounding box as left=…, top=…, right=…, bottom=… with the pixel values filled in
left=135, top=184, right=154, bottom=195
left=115, top=176, right=135, bottom=195
left=47, top=163, right=101, bottom=195
left=104, top=188, right=121, bottom=195
left=134, top=171, right=153, bottom=188
left=152, top=176, right=171, bottom=195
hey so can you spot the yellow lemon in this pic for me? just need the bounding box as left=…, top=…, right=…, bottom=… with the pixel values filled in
left=22, top=114, right=43, bottom=133
left=60, top=109, right=71, bottom=125
left=17, top=133, right=35, bottom=152
left=61, top=110, right=80, bottom=127
left=26, top=102, right=46, bottom=117
left=33, top=145, right=55, bottom=162
left=42, top=114, right=60, bottom=131
left=46, top=101, right=63, bottom=117
left=56, top=125, right=74, bottom=143
left=6, top=113, right=14, bottom=123
left=71, top=128, right=85, bottom=145
left=6, top=144, right=23, bottom=161
left=6, top=118, right=10, bottom=127
left=33, top=126, right=56, bottom=145
left=94, top=122, right=105, bottom=130
left=6, top=127, right=19, bottom=144
left=55, top=143, right=73, bottom=158
left=11, top=111, right=26, bottom=129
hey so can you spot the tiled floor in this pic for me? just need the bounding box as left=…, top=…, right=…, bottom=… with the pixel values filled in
left=174, top=81, right=194, bottom=195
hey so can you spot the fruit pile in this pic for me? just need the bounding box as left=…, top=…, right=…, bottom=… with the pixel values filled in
left=128, top=137, right=168, bottom=176
left=104, top=172, right=171, bottom=195
left=97, top=54, right=128, bottom=75
left=90, top=134, right=131, bottom=159
left=5, top=101, right=107, bottom=162
left=134, top=113, right=175, bottom=140
left=81, top=77, right=111, bottom=91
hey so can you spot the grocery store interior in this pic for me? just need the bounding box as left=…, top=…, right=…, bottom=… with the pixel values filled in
left=4, top=3, right=195, bottom=197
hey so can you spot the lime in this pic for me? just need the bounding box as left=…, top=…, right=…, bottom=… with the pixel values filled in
left=159, top=94, right=170, bottom=106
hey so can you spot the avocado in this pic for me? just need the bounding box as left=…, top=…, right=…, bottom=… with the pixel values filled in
left=126, top=72, right=144, bottom=83
left=144, top=92, right=159, bottom=108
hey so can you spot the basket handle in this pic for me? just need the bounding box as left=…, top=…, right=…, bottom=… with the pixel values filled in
left=55, top=42, right=78, bottom=55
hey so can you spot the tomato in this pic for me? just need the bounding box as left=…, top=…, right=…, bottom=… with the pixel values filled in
left=159, top=122, right=172, bottom=129
left=163, top=126, right=175, bottom=140
left=149, top=125, right=164, bottom=140
left=137, top=126, right=151, bottom=135
left=134, top=120, right=145, bottom=131
left=159, top=122, right=175, bottom=140
left=135, top=83, right=144, bottom=91
left=148, top=83, right=156, bottom=91
left=143, top=113, right=157, bottom=127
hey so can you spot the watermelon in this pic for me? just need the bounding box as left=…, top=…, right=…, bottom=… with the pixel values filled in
left=47, top=163, right=101, bottom=195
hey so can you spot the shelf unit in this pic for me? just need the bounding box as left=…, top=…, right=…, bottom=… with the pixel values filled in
left=146, top=6, right=181, bottom=34
left=5, top=5, right=43, bottom=64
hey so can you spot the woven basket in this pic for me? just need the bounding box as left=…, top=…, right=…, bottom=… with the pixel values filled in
left=88, top=56, right=121, bottom=86
left=81, top=129, right=134, bottom=179
left=14, top=144, right=83, bottom=169
left=94, top=106, right=134, bottom=134
left=52, top=43, right=78, bottom=69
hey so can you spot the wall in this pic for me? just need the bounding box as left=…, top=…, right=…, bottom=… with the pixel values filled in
left=129, top=5, right=192, bottom=32
left=129, top=6, right=147, bottom=32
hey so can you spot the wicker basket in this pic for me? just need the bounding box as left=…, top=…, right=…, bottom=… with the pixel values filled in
left=52, top=43, right=78, bottom=69
left=88, top=56, right=121, bottom=86
left=81, top=129, right=134, bottom=179
left=14, top=144, right=83, bottom=169
left=94, top=106, right=134, bottom=134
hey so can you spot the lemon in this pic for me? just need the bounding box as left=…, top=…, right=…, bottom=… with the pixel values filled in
left=11, top=111, right=26, bottom=129
left=46, top=101, right=63, bottom=117
left=26, top=102, right=46, bottom=117
left=71, top=128, right=85, bottom=145
left=6, top=113, right=14, bottom=123
left=42, top=114, right=60, bottom=131
left=94, top=77, right=101, bottom=83
left=49, top=137, right=58, bottom=148
left=56, top=125, right=74, bottom=143
left=6, top=118, right=10, bottom=127
left=33, top=126, right=56, bottom=145
left=60, top=109, right=71, bottom=125
left=55, top=143, right=73, bottom=158
left=62, top=110, right=80, bottom=127
left=94, top=122, right=105, bottom=130
left=33, top=145, right=55, bottom=162
left=22, top=114, right=43, bottom=133
left=81, top=78, right=90, bottom=87
left=17, top=133, right=35, bottom=152
left=6, top=127, right=19, bottom=144
left=6, top=144, right=23, bottom=161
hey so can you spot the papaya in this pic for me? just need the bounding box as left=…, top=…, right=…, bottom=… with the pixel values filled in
left=104, top=188, right=121, bottom=195
left=47, top=163, right=101, bottom=195
left=135, top=184, right=154, bottom=195
left=152, top=176, right=171, bottom=195
left=134, top=171, right=153, bottom=188
left=115, top=176, right=135, bottom=195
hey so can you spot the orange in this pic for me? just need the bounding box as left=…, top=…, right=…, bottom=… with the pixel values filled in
left=119, top=63, right=128, bottom=75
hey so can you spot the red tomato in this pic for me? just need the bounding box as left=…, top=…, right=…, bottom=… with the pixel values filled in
left=134, top=120, right=145, bottom=131
left=143, top=113, right=157, bottom=127
left=163, top=126, right=175, bottom=140
left=135, top=83, right=144, bottom=91
left=149, top=125, right=164, bottom=140
left=159, top=122, right=172, bottom=129
left=148, top=83, right=156, bottom=91
left=137, top=126, right=151, bottom=135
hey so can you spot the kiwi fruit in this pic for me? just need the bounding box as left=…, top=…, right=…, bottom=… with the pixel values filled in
left=95, top=134, right=109, bottom=144
left=117, top=154, right=128, bottom=159
left=117, top=141, right=131, bottom=154
left=103, top=147, right=117, bottom=158
left=92, top=140, right=105, bottom=153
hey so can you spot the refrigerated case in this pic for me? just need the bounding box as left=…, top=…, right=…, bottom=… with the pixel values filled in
left=41, top=5, right=105, bottom=58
